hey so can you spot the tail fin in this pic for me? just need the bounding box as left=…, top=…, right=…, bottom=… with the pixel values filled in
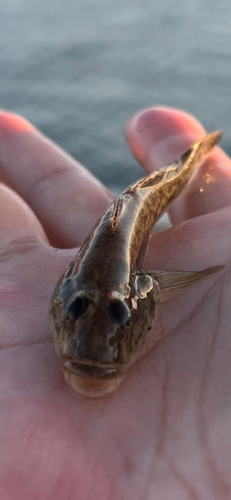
left=179, top=130, right=222, bottom=179
left=135, top=130, right=222, bottom=191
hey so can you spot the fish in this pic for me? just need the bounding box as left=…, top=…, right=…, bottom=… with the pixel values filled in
left=49, top=131, right=223, bottom=398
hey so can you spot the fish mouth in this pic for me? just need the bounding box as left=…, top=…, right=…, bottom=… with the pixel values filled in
left=62, top=358, right=125, bottom=398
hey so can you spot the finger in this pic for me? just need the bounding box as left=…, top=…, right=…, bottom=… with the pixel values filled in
left=145, top=207, right=231, bottom=273
left=0, top=183, right=47, bottom=251
left=0, top=111, right=112, bottom=248
left=126, top=107, right=231, bottom=224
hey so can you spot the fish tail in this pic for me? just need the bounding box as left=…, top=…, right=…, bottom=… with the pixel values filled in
left=136, top=131, right=222, bottom=193
left=177, top=130, right=222, bottom=183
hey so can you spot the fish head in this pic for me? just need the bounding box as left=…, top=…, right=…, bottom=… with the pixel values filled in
left=49, top=286, right=142, bottom=398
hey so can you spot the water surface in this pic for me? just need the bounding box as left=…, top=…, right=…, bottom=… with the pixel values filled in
left=1, top=0, right=230, bottom=190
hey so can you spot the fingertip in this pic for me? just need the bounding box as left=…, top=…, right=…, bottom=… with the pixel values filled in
left=0, top=110, right=36, bottom=140
left=125, top=107, right=206, bottom=169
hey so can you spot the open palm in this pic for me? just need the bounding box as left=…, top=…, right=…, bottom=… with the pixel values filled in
left=1, top=107, right=231, bottom=500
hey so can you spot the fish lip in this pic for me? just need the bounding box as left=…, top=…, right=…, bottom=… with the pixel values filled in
left=62, top=355, right=116, bottom=368
left=62, top=358, right=122, bottom=379
left=64, top=371, right=124, bottom=398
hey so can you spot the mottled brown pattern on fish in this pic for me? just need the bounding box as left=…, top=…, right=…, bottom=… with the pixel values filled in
left=126, top=131, right=222, bottom=269
left=49, top=130, right=223, bottom=397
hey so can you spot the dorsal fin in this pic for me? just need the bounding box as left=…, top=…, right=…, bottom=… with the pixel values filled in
left=111, top=194, right=132, bottom=230
left=111, top=196, right=125, bottom=229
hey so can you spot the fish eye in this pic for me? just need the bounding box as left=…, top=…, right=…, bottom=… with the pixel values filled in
left=109, top=300, right=131, bottom=326
left=67, top=295, right=88, bottom=320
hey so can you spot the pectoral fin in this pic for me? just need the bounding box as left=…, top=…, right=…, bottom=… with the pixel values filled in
left=134, top=273, right=154, bottom=299
left=136, top=265, right=224, bottom=303
left=133, top=273, right=161, bottom=327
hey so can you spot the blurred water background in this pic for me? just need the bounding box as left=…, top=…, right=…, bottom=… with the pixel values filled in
left=0, top=0, right=230, bottom=192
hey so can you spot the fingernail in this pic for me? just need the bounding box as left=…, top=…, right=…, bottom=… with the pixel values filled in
left=0, top=111, right=36, bottom=140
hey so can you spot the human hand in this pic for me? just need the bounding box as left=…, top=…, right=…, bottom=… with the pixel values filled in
left=0, top=108, right=230, bottom=500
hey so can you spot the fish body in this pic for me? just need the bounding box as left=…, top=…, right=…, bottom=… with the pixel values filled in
left=49, top=131, right=222, bottom=397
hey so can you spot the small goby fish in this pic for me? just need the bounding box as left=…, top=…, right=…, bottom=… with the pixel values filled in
left=49, top=131, right=223, bottom=398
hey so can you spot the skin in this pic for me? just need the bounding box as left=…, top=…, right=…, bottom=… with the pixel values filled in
left=0, top=107, right=230, bottom=499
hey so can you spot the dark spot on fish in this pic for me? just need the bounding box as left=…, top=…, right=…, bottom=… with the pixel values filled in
left=109, top=300, right=131, bottom=326
left=67, top=295, right=89, bottom=320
